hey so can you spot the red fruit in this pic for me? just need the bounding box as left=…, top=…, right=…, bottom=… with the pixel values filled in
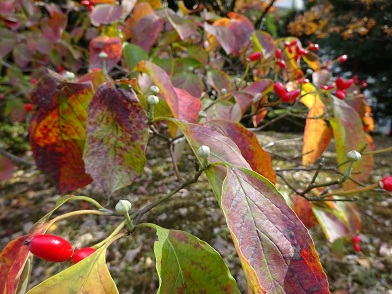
left=249, top=51, right=262, bottom=62
left=81, top=0, right=90, bottom=7
left=352, top=235, right=361, bottom=243
left=360, top=80, right=368, bottom=88
left=321, top=84, right=335, bottom=91
left=380, top=176, right=392, bottom=191
left=88, top=4, right=94, bottom=12
left=273, top=82, right=286, bottom=97
left=335, top=89, right=346, bottom=99
left=275, top=49, right=282, bottom=59
left=296, top=46, right=307, bottom=56
left=353, top=243, right=361, bottom=252
left=308, top=43, right=319, bottom=51
left=71, top=247, right=96, bottom=264
left=297, top=78, right=309, bottom=84
left=353, top=75, right=359, bottom=84
left=338, top=54, right=348, bottom=63
left=24, top=103, right=33, bottom=112
left=277, top=59, right=286, bottom=69
left=284, top=41, right=291, bottom=48
left=26, top=234, right=73, bottom=262
left=281, top=89, right=300, bottom=103
left=335, top=77, right=353, bottom=90
left=0, top=94, right=4, bottom=100
left=289, top=40, right=297, bottom=46
left=30, top=78, right=37, bottom=84
left=57, top=65, right=65, bottom=72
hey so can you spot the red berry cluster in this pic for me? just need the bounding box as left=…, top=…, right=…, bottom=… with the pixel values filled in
left=26, top=234, right=96, bottom=264
left=274, top=82, right=301, bottom=103
left=334, top=77, right=354, bottom=99
left=352, top=235, right=361, bottom=252
left=81, top=0, right=94, bottom=11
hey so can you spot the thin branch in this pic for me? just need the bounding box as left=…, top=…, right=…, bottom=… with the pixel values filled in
left=0, top=147, right=33, bottom=166
left=254, top=0, right=278, bottom=29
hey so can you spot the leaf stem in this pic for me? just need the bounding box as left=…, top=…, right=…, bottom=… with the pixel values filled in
left=92, top=220, right=127, bottom=249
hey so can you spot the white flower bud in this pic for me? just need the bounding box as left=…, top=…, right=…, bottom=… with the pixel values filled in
left=147, top=95, right=159, bottom=105
left=347, top=150, right=362, bottom=162
left=149, top=85, right=160, bottom=95
left=63, top=71, right=75, bottom=81
left=99, top=51, right=108, bottom=59
left=198, top=145, right=210, bottom=158
left=115, top=200, right=132, bottom=214
left=220, top=88, right=227, bottom=95
left=306, top=69, right=313, bottom=75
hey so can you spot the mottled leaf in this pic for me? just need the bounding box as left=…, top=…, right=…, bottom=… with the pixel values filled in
left=329, top=97, right=374, bottom=189
left=136, top=60, right=179, bottom=118
left=206, top=69, right=232, bottom=93
left=89, top=36, right=122, bottom=72
left=302, top=94, right=333, bottom=166
left=122, top=42, right=149, bottom=71
left=205, top=13, right=254, bottom=55
left=145, top=224, right=240, bottom=293
left=172, top=72, right=204, bottom=98
left=29, top=74, right=93, bottom=193
left=302, top=51, right=322, bottom=71
left=220, top=166, right=329, bottom=293
left=13, top=43, right=32, bottom=68
left=90, top=4, right=123, bottom=26
left=251, top=30, right=275, bottom=59
left=84, top=82, right=148, bottom=195
left=177, top=121, right=329, bottom=293
left=206, top=120, right=276, bottom=184
left=132, top=13, right=164, bottom=52
left=0, top=28, right=17, bottom=57
left=27, top=236, right=120, bottom=294
left=78, top=69, right=108, bottom=90
left=174, top=87, right=202, bottom=123
left=0, top=155, right=14, bottom=181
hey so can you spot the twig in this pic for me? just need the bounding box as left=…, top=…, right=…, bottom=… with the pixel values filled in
left=254, top=0, right=278, bottom=29
left=0, top=147, right=33, bottom=166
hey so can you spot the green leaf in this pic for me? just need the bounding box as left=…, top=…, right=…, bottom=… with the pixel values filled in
left=172, top=72, right=204, bottom=98
left=329, top=97, right=374, bottom=189
left=84, top=82, right=149, bottom=194
left=27, top=237, right=119, bottom=294
left=145, top=224, right=240, bottom=294
left=122, top=42, right=149, bottom=71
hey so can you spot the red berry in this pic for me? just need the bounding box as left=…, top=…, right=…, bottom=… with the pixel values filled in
left=335, top=77, right=353, bottom=90
left=273, top=82, right=286, bottom=97
left=284, top=41, right=291, bottom=48
left=281, top=89, right=300, bottom=103
left=360, top=80, right=367, bottom=88
left=352, top=235, right=361, bottom=243
left=275, top=49, right=282, bottom=59
left=249, top=51, right=262, bottom=62
left=353, top=75, right=359, bottom=84
left=338, top=54, right=348, bottom=63
left=289, top=40, right=297, bottom=46
left=26, top=234, right=73, bottom=262
left=308, top=43, right=319, bottom=51
left=296, top=46, right=307, bottom=56
left=81, top=0, right=90, bottom=7
left=57, top=65, right=65, bottom=72
left=321, top=84, right=335, bottom=91
left=88, top=4, right=94, bottom=12
left=24, top=103, right=33, bottom=112
left=277, top=59, right=286, bottom=69
left=297, top=78, right=309, bottom=84
left=380, top=176, right=392, bottom=191
left=30, top=78, right=37, bottom=84
left=0, top=94, right=4, bottom=100
left=335, top=89, right=346, bottom=99
left=71, top=247, right=96, bottom=264
left=353, top=243, right=361, bottom=252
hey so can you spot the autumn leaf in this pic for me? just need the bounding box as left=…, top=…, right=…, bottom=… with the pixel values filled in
left=302, top=93, right=333, bottom=166
left=84, top=82, right=149, bottom=195
left=29, top=73, right=93, bottom=193
left=89, top=36, right=122, bottom=72
left=144, top=224, right=240, bottom=293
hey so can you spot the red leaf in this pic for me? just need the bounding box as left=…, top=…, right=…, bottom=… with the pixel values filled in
left=205, top=13, right=254, bottom=55
left=41, top=11, right=67, bottom=43
left=167, top=13, right=199, bottom=41
left=132, top=13, right=164, bottom=52
left=0, top=155, right=14, bottom=180
left=89, top=36, right=122, bottom=72
left=293, top=195, right=317, bottom=228
left=84, top=82, right=149, bottom=194
left=206, top=120, right=276, bottom=184
left=29, top=74, right=93, bottom=193
left=136, top=60, right=179, bottom=118
left=252, top=31, right=276, bottom=59
left=174, top=87, right=202, bottom=123
left=90, top=4, right=123, bottom=26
